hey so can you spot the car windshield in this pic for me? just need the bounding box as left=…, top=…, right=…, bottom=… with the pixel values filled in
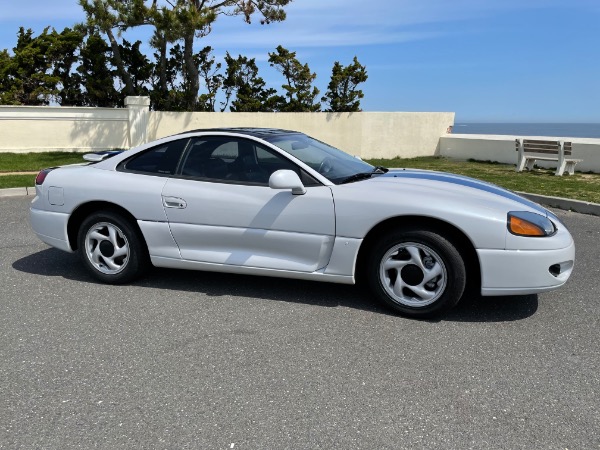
left=265, top=133, right=378, bottom=184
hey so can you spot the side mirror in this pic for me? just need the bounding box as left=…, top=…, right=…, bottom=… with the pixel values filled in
left=269, top=170, right=306, bottom=195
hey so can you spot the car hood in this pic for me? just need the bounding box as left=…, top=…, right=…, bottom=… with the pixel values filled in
left=371, top=168, right=556, bottom=219
left=330, top=168, right=568, bottom=249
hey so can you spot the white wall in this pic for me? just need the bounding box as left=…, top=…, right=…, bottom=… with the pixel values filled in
left=0, top=105, right=129, bottom=153
left=440, top=134, right=600, bottom=173
left=3, top=99, right=598, bottom=174
left=148, top=111, right=455, bottom=159
left=0, top=99, right=455, bottom=159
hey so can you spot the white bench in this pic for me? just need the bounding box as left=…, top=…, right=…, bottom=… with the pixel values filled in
left=515, top=139, right=582, bottom=176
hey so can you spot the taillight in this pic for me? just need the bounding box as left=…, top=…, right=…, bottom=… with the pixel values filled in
left=35, top=168, right=55, bottom=185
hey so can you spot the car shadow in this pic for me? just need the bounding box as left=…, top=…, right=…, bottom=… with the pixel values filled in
left=443, top=292, right=538, bottom=323
left=13, top=248, right=537, bottom=323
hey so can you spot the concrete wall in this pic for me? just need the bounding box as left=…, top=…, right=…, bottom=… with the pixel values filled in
left=0, top=98, right=454, bottom=159
left=441, top=134, right=600, bottom=173
left=0, top=105, right=129, bottom=153
left=4, top=98, right=598, bottom=173
left=148, top=111, right=455, bottom=159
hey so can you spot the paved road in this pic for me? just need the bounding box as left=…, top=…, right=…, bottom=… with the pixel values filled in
left=1, top=196, right=598, bottom=449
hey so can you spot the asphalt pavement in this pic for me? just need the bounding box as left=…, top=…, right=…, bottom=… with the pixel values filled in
left=1, top=196, right=598, bottom=449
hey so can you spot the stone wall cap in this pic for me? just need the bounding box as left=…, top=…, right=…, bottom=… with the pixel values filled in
left=125, top=96, right=151, bottom=107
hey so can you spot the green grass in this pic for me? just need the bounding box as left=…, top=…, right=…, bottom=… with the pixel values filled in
left=365, top=156, right=600, bottom=204
left=0, top=174, right=37, bottom=189
left=0, top=152, right=86, bottom=173
left=0, top=152, right=89, bottom=189
left=1, top=153, right=599, bottom=204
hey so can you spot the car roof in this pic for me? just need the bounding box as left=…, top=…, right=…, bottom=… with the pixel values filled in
left=177, top=127, right=303, bottom=139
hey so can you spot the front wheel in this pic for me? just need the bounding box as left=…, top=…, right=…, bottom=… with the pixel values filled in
left=367, top=229, right=466, bottom=319
left=77, top=211, right=148, bottom=284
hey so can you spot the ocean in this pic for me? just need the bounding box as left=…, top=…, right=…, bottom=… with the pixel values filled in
left=453, top=123, right=600, bottom=139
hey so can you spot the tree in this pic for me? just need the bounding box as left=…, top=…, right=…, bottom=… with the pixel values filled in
left=149, top=43, right=220, bottom=111
left=13, top=27, right=60, bottom=105
left=0, top=49, right=17, bottom=104
left=0, top=46, right=18, bottom=105
left=118, top=39, right=153, bottom=97
left=79, top=0, right=291, bottom=111
left=268, top=45, right=320, bottom=112
left=222, top=52, right=280, bottom=112
left=51, top=27, right=86, bottom=106
left=159, top=0, right=291, bottom=111
left=1, top=13, right=371, bottom=111
left=150, top=42, right=186, bottom=111
left=77, top=32, right=120, bottom=106
left=0, top=27, right=84, bottom=106
left=196, top=46, right=223, bottom=111
left=321, top=57, right=368, bottom=112
left=78, top=0, right=154, bottom=97
left=148, top=6, right=179, bottom=110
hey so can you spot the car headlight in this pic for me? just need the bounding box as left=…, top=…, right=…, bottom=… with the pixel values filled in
left=507, top=211, right=556, bottom=237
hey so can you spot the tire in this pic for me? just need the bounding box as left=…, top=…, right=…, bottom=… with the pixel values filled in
left=77, top=211, right=149, bottom=284
left=367, top=228, right=466, bottom=319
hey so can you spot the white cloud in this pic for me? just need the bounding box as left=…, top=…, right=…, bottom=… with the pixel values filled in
left=201, top=0, right=595, bottom=49
left=1, top=0, right=594, bottom=50
left=204, top=25, right=443, bottom=49
left=281, top=0, right=590, bottom=29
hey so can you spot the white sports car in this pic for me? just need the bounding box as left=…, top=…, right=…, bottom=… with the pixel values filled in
left=30, top=128, right=575, bottom=318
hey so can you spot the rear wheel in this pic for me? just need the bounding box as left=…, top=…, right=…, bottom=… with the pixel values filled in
left=77, top=211, right=148, bottom=284
left=367, top=228, right=466, bottom=319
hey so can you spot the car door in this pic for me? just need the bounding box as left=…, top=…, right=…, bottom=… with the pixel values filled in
left=114, top=137, right=190, bottom=259
left=161, top=136, right=336, bottom=273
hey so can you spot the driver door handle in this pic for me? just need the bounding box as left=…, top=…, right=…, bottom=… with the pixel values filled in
left=162, top=196, right=187, bottom=209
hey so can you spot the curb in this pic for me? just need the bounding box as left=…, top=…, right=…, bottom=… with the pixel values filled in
left=1, top=186, right=599, bottom=217
left=517, top=192, right=600, bottom=217
left=0, top=186, right=35, bottom=198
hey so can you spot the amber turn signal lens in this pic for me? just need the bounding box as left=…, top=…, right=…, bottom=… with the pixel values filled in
left=509, top=215, right=546, bottom=236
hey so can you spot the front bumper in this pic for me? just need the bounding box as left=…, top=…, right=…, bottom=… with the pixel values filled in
left=478, top=241, right=575, bottom=296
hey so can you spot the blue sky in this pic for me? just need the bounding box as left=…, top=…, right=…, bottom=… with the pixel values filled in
left=1, top=0, right=598, bottom=122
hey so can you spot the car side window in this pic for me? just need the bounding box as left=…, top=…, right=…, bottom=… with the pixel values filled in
left=179, top=137, right=320, bottom=186
left=119, top=139, right=188, bottom=175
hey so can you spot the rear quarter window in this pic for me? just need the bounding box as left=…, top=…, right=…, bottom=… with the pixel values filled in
left=119, top=139, right=189, bottom=175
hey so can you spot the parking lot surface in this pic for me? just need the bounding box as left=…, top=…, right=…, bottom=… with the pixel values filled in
left=1, top=196, right=599, bottom=449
